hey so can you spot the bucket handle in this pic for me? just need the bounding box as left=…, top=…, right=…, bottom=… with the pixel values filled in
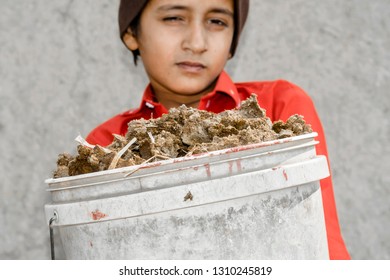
left=48, top=211, right=58, bottom=260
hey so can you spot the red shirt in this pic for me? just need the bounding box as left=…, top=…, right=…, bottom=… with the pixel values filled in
left=87, top=71, right=350, bottom=260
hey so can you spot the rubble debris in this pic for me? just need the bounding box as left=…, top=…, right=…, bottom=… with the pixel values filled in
left=53, top=94, right=312, bottom=178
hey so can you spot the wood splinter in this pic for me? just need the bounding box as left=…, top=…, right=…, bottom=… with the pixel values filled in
left=108, top=137, right=137, bottom=170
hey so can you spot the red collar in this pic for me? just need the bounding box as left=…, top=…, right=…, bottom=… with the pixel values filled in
left=198, top=71, right=241, bottom=109
left=130, top=70, right=240, bottom=116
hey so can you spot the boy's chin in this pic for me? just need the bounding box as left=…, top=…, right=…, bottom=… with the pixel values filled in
left=171, top=78, right=217, bottom=95
left=170, top=85, right=212, bottom=96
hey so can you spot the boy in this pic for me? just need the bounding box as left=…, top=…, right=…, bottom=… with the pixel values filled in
left=86, top=0, right=350, bottom=259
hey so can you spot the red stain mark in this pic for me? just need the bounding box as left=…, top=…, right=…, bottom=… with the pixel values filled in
left=91, top=210, right=107, bottom=221
left=228, top=161, right=234, bottom=174
left=283, top=169, right=288, bottom=181
left=236, top=160, right=242, bottom=172
left=143, top=162, right=162, bottom=169
left=272, top=167, right=279, bottom=171
left=193, top=166, right=199, bottom=171
left=204, top=164, right=211, bottom=178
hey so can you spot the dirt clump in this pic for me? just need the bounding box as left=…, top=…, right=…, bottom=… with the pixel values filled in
left=53, top=94, right=312, bottom=178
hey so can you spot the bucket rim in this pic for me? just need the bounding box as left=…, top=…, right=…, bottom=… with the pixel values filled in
left=45, top=132, right=318, bottom=184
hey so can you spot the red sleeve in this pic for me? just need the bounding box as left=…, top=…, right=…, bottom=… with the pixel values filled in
left=269, top=81, right=350, bottom=259
left=86, top=125, right=116, bottom=147
left=86, top=114, right=133, bottom=147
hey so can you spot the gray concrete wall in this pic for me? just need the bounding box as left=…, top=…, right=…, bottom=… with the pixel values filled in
left=1, top=0, right=389, bottom=259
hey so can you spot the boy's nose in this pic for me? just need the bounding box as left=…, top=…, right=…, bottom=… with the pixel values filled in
left=182, top=23, right=208, bottom=54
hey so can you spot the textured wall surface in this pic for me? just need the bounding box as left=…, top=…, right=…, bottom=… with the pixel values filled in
left=1, top=0, right=389, bottom=259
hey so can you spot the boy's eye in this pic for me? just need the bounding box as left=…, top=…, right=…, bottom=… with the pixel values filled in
left=209, top=19, right=228, bottom=27
left=163, top=16, right=183, bottom=22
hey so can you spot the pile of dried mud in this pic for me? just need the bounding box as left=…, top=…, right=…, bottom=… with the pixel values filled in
left=54, top=95, right=312, bottom=178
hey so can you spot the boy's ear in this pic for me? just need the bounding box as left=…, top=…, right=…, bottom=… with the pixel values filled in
left=123, top=28, right=139, bottom=51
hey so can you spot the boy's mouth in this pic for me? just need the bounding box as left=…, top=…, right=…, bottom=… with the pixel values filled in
left=176, top=61, right=206, bottom=73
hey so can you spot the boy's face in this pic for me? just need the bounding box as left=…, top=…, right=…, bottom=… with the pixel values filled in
left=123, top=0, right=234, bottom=105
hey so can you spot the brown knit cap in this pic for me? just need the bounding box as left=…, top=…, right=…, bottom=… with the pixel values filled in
left=118, top=0, right=249, bottom=57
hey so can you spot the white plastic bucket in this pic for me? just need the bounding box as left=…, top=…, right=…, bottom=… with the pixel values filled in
left=45, top=132, right=330, bottom=259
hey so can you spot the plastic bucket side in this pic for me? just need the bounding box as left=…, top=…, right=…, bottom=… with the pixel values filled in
left=46, top=156, right=330, bottom=259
